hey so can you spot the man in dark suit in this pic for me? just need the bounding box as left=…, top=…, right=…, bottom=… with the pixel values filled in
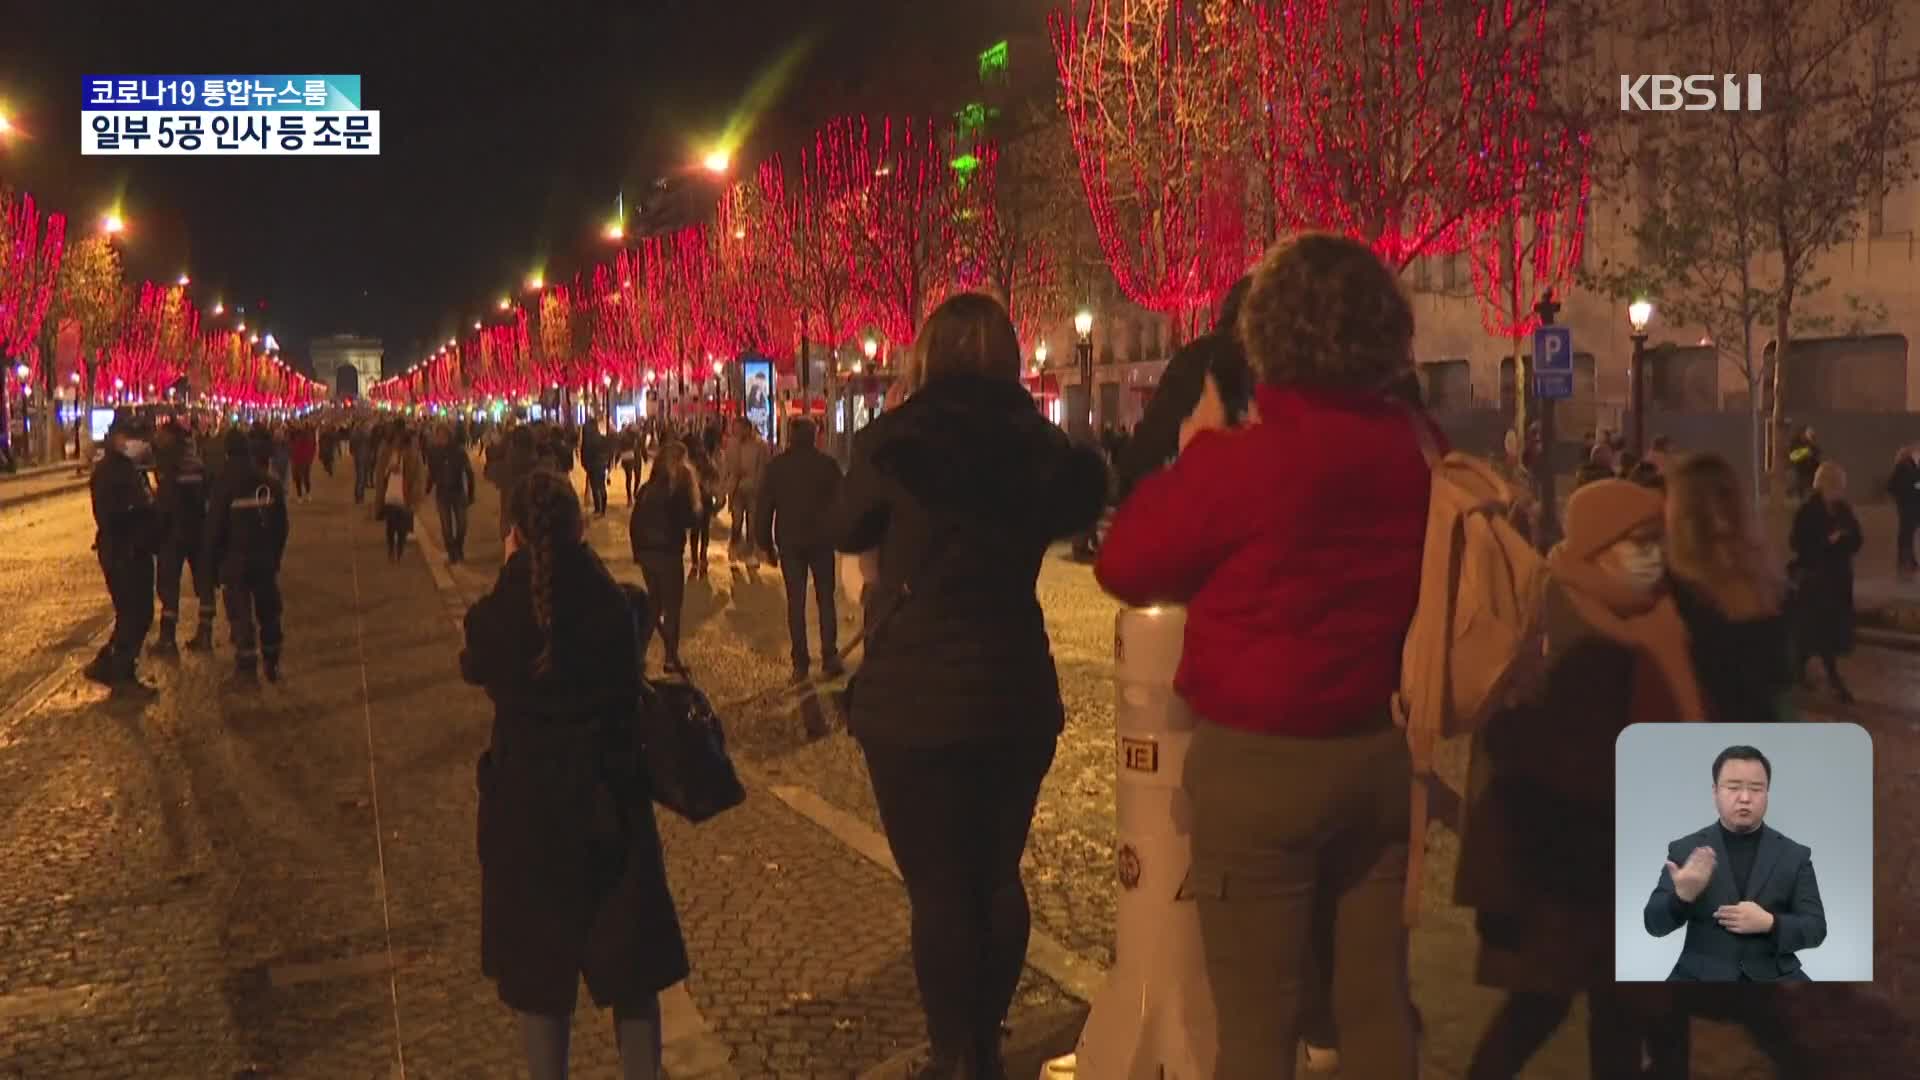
left=1643, top=744, right=1827, bottom=981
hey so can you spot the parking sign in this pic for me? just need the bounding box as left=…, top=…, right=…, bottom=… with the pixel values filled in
left=1533, top=325, right=1573, bottom=400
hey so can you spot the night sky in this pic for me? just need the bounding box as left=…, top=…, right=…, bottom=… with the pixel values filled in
left=0, top=0, right=1040, bottom=377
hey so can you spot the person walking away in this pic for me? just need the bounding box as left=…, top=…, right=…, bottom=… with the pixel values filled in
left=290, top=423, right=317, bottom=501
left=377, top=428, right=428, bottom=561
left=1574, top=443, right=1614, bottom=489
left=686, top=439, right=719, bottom=580
left=204, top=428, right=290, bottom=683
left=83, top=412, right=160, bottom=690
left=350, top=421, right=373, bottom=503
left=150, top=419, right=218, bottom=655
left=461, top=470, right=687, bottom=1080
left=1455, top=480, right=1703, bottom=1079
left=1786, top=426, right=1821, bottom=501
left=495, top=426, right=539, bottom=552
left=618, top=424, right=640, bottom=505
left=581, top=419, right=611, bottom=516
left=319, top=424, right=338, bottom=477
left=722, top=417, right=769, bottom=568
left=427, top=422, right=478, bottom=563
left=825, top=294, right=1107, bottom=1078
left=755, top=417, right=845, bottom=682
left=1886, top=445, right=1920, bottom=580
left=630, top=442, right=699, bottom=676
left=1094, top=234, right=1430, bottom=1080
left=1789, top=462, right=1863, bottom=704
left=1663, top=453, right=1793, bottom=722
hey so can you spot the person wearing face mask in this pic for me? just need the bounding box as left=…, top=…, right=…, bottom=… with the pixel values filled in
left=83, top=411, right=161, bottom=690
left=1455, top=479, right=1705, bottom=1079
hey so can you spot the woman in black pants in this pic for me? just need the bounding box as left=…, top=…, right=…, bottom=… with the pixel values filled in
left=825, top=294, right=1108, bottom=1079
left=686, top=440, right=718, bottom=580
left=629, top=441, right=698, bottom=675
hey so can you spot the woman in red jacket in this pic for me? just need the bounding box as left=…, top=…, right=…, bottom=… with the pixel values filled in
left=288, top=422, right=318, bottom=503
left=1096, top=233, right=1431, bottom=1080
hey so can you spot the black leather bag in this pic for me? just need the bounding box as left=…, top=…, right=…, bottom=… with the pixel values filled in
left=638, top=678, right=745, bottom=823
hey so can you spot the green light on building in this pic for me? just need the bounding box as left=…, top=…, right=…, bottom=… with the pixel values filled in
left=950, top=153, right=980, bottom=175
left=978, top=40, right=1009, bottom=83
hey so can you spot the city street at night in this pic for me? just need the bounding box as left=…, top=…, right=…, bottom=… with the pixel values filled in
left=2, top=469, right=1917, bottom=1078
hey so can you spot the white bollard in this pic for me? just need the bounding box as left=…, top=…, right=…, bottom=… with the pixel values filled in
left=1041, top=604, right=1216, bottom=1080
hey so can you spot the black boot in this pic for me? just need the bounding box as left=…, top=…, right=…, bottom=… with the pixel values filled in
left=82, top=648, right=117, bottom=685
left=150, top=619, right=179, bottom=659
left=232, top=656, right=259, bottom=684
left=906, top=1053, right=966, bottom=1080
left=263, top=654, right=281, bottom=683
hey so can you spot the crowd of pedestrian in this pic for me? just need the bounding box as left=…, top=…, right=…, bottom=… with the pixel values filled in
left=76, top=229, right=1901, bottom=1078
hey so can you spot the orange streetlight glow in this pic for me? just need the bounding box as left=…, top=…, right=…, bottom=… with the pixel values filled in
left=101, top=213, right=125, bottom=235
left=0, top=113, right=13, bottom=134
left=702, top=149, right=731, bottom=174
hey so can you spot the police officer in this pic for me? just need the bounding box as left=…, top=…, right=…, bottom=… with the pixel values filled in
left=204, top=427, right=290, bottom=682
left=150, top=419, right=217, bottom=654
left=84, top=410, right=159, bottom=689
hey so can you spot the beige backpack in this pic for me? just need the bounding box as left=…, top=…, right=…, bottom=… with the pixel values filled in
left=1393, top=412, right=1549, bottom=923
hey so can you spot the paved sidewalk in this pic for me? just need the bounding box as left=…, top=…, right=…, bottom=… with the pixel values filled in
left=0, top=461, right=89, bottom=510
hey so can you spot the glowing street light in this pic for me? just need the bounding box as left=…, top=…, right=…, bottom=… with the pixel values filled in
left=1036, top=341, right=1049, bottom=366
left=1627, top=299, right=1655, bottom=334
left=446, top=337, right=456, bottom=348
left=498, top=296, right=511, bottom=311
left=1074, top=310, right=1094, bottom=339
left=702, top=149, right=731, bottom=175
left=212, top=302, right=224, bottom=315
left=604, top=222, right=625, bottom=241
left=863, top=337, right=879, bottom=362
left=236, top=322, right=247, bottom=333
left=473, top=320, right=482, bottom=330
left=0, top=112, right=12, bottom=135
left=732, top=227, right=746, bottom=240
left=13, top=363, right=28, bottom=380
left=101, top=213, right=125, bottom=236
left=525, top=272, right=544, bottom=291
left=712, top=359, right=724, bottom=375
left=177, top=274, right=191, bottom=287
left=249, top=333, right=259, bottom=345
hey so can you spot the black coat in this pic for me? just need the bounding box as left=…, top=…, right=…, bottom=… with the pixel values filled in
left=1670, top=579, right=1794, bottom=723
left=1643, top=823, right=1825, bottom=981
left=1889, top=459, right=1920, bottom=519
left=425, top=444, right=476, bottom=507
left=629, top=475, right=698, bottom=560
left=203, top=451, right=290, bottom=583
left=152, top=440, right=210, bottom=546
left=460, top=543, right=688, bottom=1015
left=1788, top=497, right=1862, bottom=656
left=1114, top=332, right=1248, bottom=502
left=1455, top=585, right=1631, bottom=990
left=755, top=443, right=843, bottom=554
left=90, top=448, right=158, bottom=567
left=824, top=373, right=1108, bottom=746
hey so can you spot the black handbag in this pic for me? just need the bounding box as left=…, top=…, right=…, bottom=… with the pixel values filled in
left=637, top=678, right=745, bottom=823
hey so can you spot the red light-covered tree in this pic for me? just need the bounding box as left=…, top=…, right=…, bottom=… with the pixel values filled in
left=839, top=114, right=967, bottom=347
left=1253, top=0, right=1559, bottom=270
left=781, top=138, right=867, bottom=358
left=1468, top=122, right=1593, bottom=341
left=0, top=187, right=68, bottom=376
left=966, top=136, right=1071, bottom=349
left=104, top=282, right=198, bottom=397
left=1051, top=0, right=1264, bottom=318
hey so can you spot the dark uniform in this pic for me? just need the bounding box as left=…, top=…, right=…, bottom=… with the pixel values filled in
left=204, top=429, right=290, bottom=680
left=85, top=413, right=159, bottom=686
left=151, top=423, right=218, bottom=652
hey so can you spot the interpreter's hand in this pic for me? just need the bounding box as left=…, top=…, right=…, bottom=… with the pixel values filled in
left=1666, top=845, right=1717, bottom=902
left=1714, top=900, right=1775, bottom=934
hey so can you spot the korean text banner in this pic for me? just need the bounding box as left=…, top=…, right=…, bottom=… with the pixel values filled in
left=83, top=112, right=380, bottom=156
left=82, top=76, right=362, bottom=111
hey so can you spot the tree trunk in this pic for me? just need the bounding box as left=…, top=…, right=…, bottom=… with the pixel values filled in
left=1768, top=291, right=1792, bottom=508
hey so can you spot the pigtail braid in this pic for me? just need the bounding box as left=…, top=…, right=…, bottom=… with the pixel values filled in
left=529, top=493, right=559, bottom=677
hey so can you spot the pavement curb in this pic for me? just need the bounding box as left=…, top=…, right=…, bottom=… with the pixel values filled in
left=0, top=478, right=88, bottom=511
left=1859, top=626, right=1920, bottom=653
left=855, top=1004, right=1088, bottom=1080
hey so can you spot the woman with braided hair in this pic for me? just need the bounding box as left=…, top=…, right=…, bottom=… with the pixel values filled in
left=462, top=470, right=688, bottom=1079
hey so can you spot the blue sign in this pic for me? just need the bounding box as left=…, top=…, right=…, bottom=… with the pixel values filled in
left=1532, top=324, right=1573, bottom=401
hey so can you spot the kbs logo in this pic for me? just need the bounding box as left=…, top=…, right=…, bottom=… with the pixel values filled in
left=1620, top=74, right=1763, bottom=111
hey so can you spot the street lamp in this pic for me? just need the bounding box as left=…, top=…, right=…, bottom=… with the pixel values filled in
left=702, top=149, right=731, bottom=175
left=100, top=213, right=124, bottom=236
left=1036, top=340, right=1049, bottom=368
left=1627, top=299, right=1655, bottom=455
left=212, top=302, right=224, bottom=316
left=0, top=112, right=12, bottom=135
left=1073, top=310, right=1095, bottom=440
left=525, top=273, right=544, bottom=291
left=177, top=274, right=190, bottom=287
left=863, top=337, right=878, bottom=363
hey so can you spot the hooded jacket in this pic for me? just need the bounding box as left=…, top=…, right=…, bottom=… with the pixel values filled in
left=824, top=373, right=1108, bottom=746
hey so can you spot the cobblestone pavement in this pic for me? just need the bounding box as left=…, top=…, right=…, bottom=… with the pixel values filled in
left=0, top=487, right=114, bottom=706
left=7, top=460, right=1915, bottom=1078
left=481, top=468, right=1918, bottom=1080
left=0, top=466, right=1069, bottom=1077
